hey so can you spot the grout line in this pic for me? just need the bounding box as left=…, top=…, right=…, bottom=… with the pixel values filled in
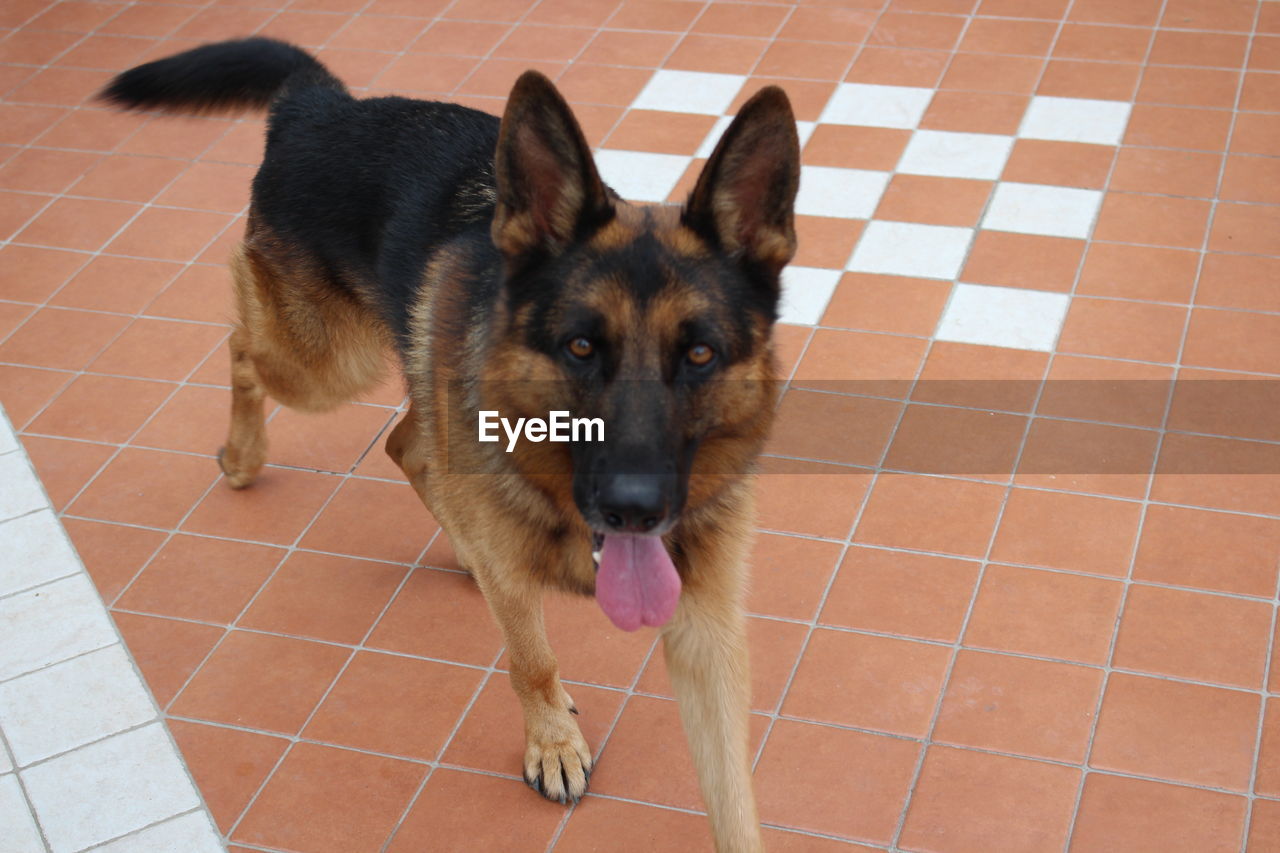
left=885, top=8, right=1062, bottom=841
left=0, top=723, right=55, bottom=853
left=1059, top=3, right=1180, bottom=847
left=1184, top=7, right=1280, bottom=851
left=0, top=7, right=239, bottom=849
left=4, top=7, right=419, bottom=850
left=76, top=806, right=212, bottom=853
left=376, top=644, right=498, bottom=853
left=1246, top=604, right=1280, bottom=848
left=750, top=0, right=966, bottom=808
left=1063, top=0, right=1255, bottom=846
left=0, top=404, right=224, bottom=852
left=42, top=598, right=1271, bottom=700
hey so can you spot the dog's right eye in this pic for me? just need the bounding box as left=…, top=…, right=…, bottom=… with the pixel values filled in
left=566, top=337, right=595, bottom=360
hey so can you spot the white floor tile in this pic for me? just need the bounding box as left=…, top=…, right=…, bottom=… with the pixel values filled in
left=936, top=282, right=1070, bottom=351
left=693, top=119, right=816, bottom=161
left=779, top=266, right=842, bottom=326
left=0, top=454, right=48, bottom=523
left=0, top=510, right=80, bottom=598
left=632, top=69, right=746, bottom=115
left=847, top=221, right=973, bottom=280
left=86, top=811, right=222, bottom=853
left=819, top=82, right=934, bottom=129
left=795, top=165, right=890, bottom=219
left=0, top=774, right=45, bottom=853
left=1018, top=95, right=1132, bottom=145
left=0, top=427, right=17, bottom=456
left=982, top=182, right=1102, bottom=239
left=21, top=723, right=201, bottom=853
left=0, top=575, right=116, bottom=682
left=595, top=150, right=691, bottom=203
left=897, top=130, right=1014, bottom=180
left=0, top=748, right=11, bottom=774
left=0, top=645, right=156, bottom=767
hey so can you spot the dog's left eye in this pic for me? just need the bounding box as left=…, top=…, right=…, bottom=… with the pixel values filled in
left=566, top=337, right=595, bottom=360
left=686, top=344, right=715, bottom=367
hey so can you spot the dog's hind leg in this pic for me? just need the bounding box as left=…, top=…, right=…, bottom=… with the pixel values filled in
left=218, top=239, right=389, bottom=489
left=218, top=246, right=270, bottom=488
left=219, top=323, right=269, bottom=489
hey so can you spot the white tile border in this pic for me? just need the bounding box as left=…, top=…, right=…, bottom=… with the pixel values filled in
left=0, top=773, right=46, bottom=853
left=0, top=510, right=80, bottom=598
left=23, top=724, right=203, bottom=853
left=0, top=645, right=158, bottom=768
left=85, top=811, right=222, bottom=853
left=0, top=404, right=223, bottom=853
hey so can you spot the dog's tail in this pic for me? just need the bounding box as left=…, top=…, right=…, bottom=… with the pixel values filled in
left=98, top=37, right=343, bottom=114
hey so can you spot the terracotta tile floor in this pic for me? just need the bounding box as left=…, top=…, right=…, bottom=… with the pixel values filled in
left=2, top=0, right=1279, bottom=850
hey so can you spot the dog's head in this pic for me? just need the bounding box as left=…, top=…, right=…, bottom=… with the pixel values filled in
left=483, top=73, right=799, bottom=626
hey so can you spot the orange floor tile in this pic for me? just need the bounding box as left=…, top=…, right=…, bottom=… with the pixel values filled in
left=2, top=0, right=1279, bottom=851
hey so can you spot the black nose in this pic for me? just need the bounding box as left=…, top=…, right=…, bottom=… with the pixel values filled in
left=598, top=473, right=669, bottom=533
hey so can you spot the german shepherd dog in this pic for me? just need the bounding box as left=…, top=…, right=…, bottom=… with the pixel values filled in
left=101, top=38, right=799, bottom=852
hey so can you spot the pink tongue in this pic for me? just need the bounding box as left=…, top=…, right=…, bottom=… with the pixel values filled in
left=595, top=534, right=682, bottom=631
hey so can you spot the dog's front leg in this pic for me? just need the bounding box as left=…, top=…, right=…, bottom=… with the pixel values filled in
left=473, top=570, right=592, bottom=803
left=663, top=567, right=764, bottom=853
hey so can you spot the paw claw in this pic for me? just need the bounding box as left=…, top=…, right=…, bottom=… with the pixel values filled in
left=523, top=730, right=592, bottom=806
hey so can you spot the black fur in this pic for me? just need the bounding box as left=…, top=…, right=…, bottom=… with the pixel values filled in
left=97, top=38, right=793, bottom=367
left=98, top=37, right=505, bottom=348
left=252, top=91, right=502, bottom=345
left=98, top=37, right=340, bottom=113
left=99, top=37, right=800, bottom=556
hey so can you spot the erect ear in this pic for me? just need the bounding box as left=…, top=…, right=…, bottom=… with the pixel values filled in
left=682, top=86, right=800, bottom=277
left=491, top=71, right=614, bottom=261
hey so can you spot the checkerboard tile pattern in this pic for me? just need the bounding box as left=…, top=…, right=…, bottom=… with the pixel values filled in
left=2, top=0, right=1280, bottom=851
left=595, top=76, right=1138, bottom=342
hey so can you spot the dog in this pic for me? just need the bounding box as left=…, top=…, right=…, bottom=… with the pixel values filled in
left=100, top=38, right=799, bottom=852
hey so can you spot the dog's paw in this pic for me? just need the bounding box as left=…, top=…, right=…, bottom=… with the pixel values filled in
left=217, top=445, right=260, bottom=489
left=523, top=726, right=592, bottom=804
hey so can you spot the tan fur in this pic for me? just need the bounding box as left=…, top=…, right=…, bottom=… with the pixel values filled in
left=220, top=189, right=773, bottom=853
left=218, top=218, right=771, bottom=852
left=99, top=42, right=800, bottom=848
left=219, top=230, right=389, bottom=488
left=408, top=239, right=771, bottom=849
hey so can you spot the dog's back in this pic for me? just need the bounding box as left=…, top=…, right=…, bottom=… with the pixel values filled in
left=102, top=37, right=502, bottom=347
